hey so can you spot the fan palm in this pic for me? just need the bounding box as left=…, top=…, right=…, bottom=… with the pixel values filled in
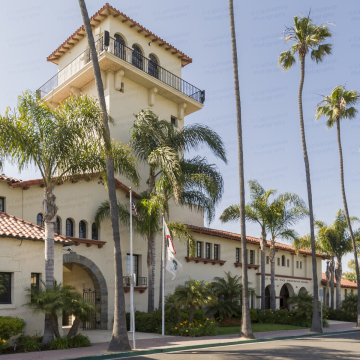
left=316, top=85, right=360, bottom=323
left=173, top=280, right=217, bottom=324
left=220, top=180, right=276, bottom=313
left=279, top=13, right=333, bottom=333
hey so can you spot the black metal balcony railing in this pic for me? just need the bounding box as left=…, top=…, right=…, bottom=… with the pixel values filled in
left=37, top=34, right=205, bottom=104
left=123, top=276, right=147, bottom=287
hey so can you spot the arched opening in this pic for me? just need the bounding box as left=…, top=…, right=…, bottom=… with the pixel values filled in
left=132, top=44, right=143, bottom=69
left=66, top=218, right=74, bottom=237
left=114, top=33, right=126, bottom=60
left=299, top=287, right=307, bottom=293
left=91, top=223, right=99, bottom=240
left=79, top=220, right=87, bottom=239
left=63, top=253, right=108, bottom=330
left=148, top=54, right=159, bottom=79
left=37, top=213, right=43, bottom=227
left=265, top=285, right=271, bottom=310
left=280, top=283, right=294, bottom=310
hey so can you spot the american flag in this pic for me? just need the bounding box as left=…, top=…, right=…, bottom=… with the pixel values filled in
left=131, top=199, right=142, bottom=221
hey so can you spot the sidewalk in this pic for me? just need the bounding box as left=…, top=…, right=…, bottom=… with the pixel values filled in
left=1, top=322, right=357, bottom=360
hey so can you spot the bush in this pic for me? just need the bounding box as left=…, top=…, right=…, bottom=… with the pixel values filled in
left=167, top=319, right=217, bottom=337
left=0, top=316, right=26, bottom=341
left=0, top=339, right=8, bottom=354
left=15, top=334, right=41, bottom=352
left=217, top=318, right=241, bottom=327
left=50, top=337, right=70, bottom=350
left=68, top=334, right=91, bottom=348
left=327, top=309, right=356, bottom=322
left=249, top=309, right=259, bottom=323
left=341, top=293, right=358, bottom=316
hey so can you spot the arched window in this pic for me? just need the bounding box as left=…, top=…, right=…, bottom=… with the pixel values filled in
left=37, top=213, right=43, bottom=227
left=114, top=34, right=126, bottom=60
left=92, top=223, right=99, bottom=240
left=132, top=44, right=143, bottom=69
left=66, top=218, right=74, bottom=237
left=282, top=255, right=285, bottom=267
left=54, top=216, right=61, bottom=235
left=148, top=54, right=159, bottom=79
left=79, top=221, right=87, bottom=239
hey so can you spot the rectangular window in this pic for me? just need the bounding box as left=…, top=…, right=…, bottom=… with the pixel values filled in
left=250, top=293, right=254, bottom=309
left=300, top=261, right=302, bottom=269
left=296, top=261, right=299, bottom=269
left=277, top=258, right=280, bottom=266
left=0, top=273, right=11, bottom=304
left=206, top=243, right=211, bottom=259
left=171, top=116, right=176, bottom=127
left=196, top=241, right=202, bottom=258
left=345, top=289, right=348, bottom=298
left=126, top=254, right=139, bottom=285
left=0, top=197, right=4, bottom=212
left=287, top=259, right=290, bottom=267
left=266, top=256, right=269, bottom=265
left=31, top=273, right=40, bottom=302
left=249, top=250, right=254, bottom=265
left=214, top=245, right=219, bottom=260
left=351, top=289, right=354, bottom=294
left=236, top=248, right=241, bottom=263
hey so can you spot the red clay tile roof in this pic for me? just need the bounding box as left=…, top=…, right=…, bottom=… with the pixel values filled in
left=0, top=212, right=71, bottom=243
left=187, top=225, right=327, bottom=259
left=321, top=273, right=358, bottom=289
left=47, top=3, right=192, bottom=67
left=0, top=174, right=22, bottom=184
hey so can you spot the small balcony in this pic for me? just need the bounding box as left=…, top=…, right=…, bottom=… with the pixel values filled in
left=123, top=276, right=147, bottom=293
left=37, top=34, right=205, bottom=110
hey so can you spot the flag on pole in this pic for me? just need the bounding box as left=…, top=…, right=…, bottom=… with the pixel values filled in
left=131, top=198, right=142, bottom=221
left=164, top=222, right=183, bottom=280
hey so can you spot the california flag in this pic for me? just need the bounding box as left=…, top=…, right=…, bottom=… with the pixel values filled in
left=164, top=222, right=183, bottom=280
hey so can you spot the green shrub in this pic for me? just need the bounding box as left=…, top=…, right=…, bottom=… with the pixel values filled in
left=167, top=319, right=217, bottom=337
left=50, top=337, right=70, bottom=350
left=217, top=317, right=241, bottom=327
left=341, top=293, right=358, bottom=315
left=249, top=309, right=259, bottom=323
left=0, top=339, right=8, bottom=354
left=16, top=334, right=42, bottom=352
left=0, top=316, right=26, bottom=341
left=328, top=309, right=356, bottom=322
left=68, top=334, right=91, bottom=348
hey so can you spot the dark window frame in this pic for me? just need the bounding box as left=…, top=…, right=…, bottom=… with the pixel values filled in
left=266, top=256, right=269, bottom=265
left=214, top=244, right=219, bottom=260
left=171, top=116, right=176, bottom=127
left=249, top=250, right=255, bottom=265
left=92, top=223, right=99, bottom=240
left=196, top=241, right=202, bottom=258
left=37, top=213, right=44, bottom=227
left=0, top=272, right=11, bottom=304
left=236, top=248, right=241, bottom=263
left=205, top=243, right=211, bottom=259
left=79, top=220, right=87, bottom=239
left=0, top=197, right=5, bottom=212
left=66, top=218, right=74, bottom=237
left=282, top=255, right=285, bottom=267
left=287, top=259, right=290, bottom=267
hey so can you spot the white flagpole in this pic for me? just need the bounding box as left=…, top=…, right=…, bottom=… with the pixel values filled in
left=129, top=189, right=136, bottom=349
left=161, top=215, right=165, bottom=336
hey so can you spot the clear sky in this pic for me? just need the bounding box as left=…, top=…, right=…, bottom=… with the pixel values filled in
left=1, top=0, right=359, bottom=272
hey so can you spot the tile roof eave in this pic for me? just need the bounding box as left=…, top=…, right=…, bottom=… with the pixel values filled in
left=0, top=234, right=72, bottom=245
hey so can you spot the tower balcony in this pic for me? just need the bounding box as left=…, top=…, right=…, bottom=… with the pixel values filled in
left=37, top=34, right=205, bottom=115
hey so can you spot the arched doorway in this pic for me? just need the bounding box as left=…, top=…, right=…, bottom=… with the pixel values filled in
left=265, top=285, right=271, bottom=310
left=279, top=283, right=294, bottom=310
left=63, top=252, right=108, bottom=330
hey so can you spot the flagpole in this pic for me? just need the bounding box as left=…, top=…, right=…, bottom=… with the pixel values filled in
left=161, top=214, right=165, bottom=336
left=129, top=189, right=136, bottom=349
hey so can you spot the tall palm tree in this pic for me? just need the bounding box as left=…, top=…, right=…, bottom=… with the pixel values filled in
left=267, top=194, right=309, bottom=312
left=173, top=280, right=217, bottom=324
left=220, top=180, right=276, bottom=313
left=228, top=0, right=253, bottom=339
left=316, top=85, right=360, bottom=323
left=78, top=0, right=132, bottom=351
left=0, top=93, right=136, bottom=343
left=316, top=211, right=354, bottom=309
left=279, top=13, right=332, bottom=333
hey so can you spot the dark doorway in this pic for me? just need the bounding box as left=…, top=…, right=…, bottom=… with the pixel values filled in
left=280, top=284, right=290, bottom=309
left=82, top=287, right=100, bottom=330
left=265, top=285, right=271, bottom=310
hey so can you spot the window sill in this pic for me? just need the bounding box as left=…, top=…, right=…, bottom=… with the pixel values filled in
left=0, top=304, right=16, bottom=309
left=123, top=286, right=147, bottom=294
left=234, top=262, right=260, bottom=270
left=185, top=257, right=226, bottom=266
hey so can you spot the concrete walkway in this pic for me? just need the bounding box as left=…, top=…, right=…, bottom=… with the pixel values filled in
left=1, top=322, right=357, bottom=360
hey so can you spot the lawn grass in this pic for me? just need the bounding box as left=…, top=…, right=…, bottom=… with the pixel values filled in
left=216, top=323, right=307, bottom=335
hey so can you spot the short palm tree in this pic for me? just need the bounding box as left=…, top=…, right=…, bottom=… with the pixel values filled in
left=220, top=180, right=276, bottom=313
left=316, top=85, right=360, bottom=323
left=165, top=293, right=182, bottom=323
left=279, top=13, right=333, bottom=333
left=266, top=193, right=309, bottom=312
left=173, top=280, right=217, bottom=324
left=288, top=289, right=314, bottom=322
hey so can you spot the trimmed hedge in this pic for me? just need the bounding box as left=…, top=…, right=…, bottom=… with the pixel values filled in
left=0, top=316, right=26, bottom=341
left=327, top=309, right=356, bottom=322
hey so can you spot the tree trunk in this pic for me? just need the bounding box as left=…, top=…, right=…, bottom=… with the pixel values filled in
left=78, top=0, right=130, bottom=351
left=188, top=305, right=196, bottom=324
left=48, top=314, right=61, bottom=339
left=270, top=241, right=276, bottom=312
left=298, top=55, right=322, bottom=333
left=336, top=119, right=360, bottom=326
left=325, top=261, right=330, bottom=307
left=335, top=259, right=342, bottom=309
left=260, top=228, right=266, bottom=313
left=67, top=317, right=81, bottom=339
left=147, top=234, right=156, bottom=313
left=330, top=257, right=335, bottom=310
left=228, top=0, right=254, bottom=339
left=43, top=190, right=57, bottom=344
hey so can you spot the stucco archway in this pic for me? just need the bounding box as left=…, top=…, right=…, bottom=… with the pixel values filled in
left=63, top=252, right=108, bottom=330
left=279, top=283, right=294, bottom=310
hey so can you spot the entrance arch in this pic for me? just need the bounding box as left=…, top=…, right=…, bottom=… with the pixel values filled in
left=63, top=252, right=108, bottom=330
left=279, top=283, right=294, bottom=310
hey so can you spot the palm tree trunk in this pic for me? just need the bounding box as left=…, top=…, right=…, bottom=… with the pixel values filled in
left=67, top=317, right=81, bottom=339
left=147, top=235, right=156, bottom=313
left=330, top=257, right=335, bottom=310
left=77, top=0, right=130, bottom=351
left=298, top=55, right=322, bottom=333
left=336, top=119, right=360, bottom=326
left=325, top=262, right=330, bottom=307
left=48, top=314, right=61, bottom=339
left=270, top=242, right=276, bottom=312
left=260, top=228, right=266, bottom=313
left=188, top=305, right=196, bottom=324
left=43, top=190, right=57, bottom=344
left=228, top=0, right=254, bottom=339
left=335, top=259, right=342, bottom=309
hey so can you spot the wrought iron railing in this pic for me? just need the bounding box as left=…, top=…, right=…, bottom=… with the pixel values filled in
left=123, top=276, right=147, bottom=287
left=37, top=34, right=205, bottom=104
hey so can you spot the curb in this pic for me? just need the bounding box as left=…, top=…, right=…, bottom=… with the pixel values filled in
left=62, top=328, right=360, bottom=360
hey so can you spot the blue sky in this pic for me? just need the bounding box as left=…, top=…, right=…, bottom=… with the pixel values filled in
left=1, top=1, right=359, bottom=272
